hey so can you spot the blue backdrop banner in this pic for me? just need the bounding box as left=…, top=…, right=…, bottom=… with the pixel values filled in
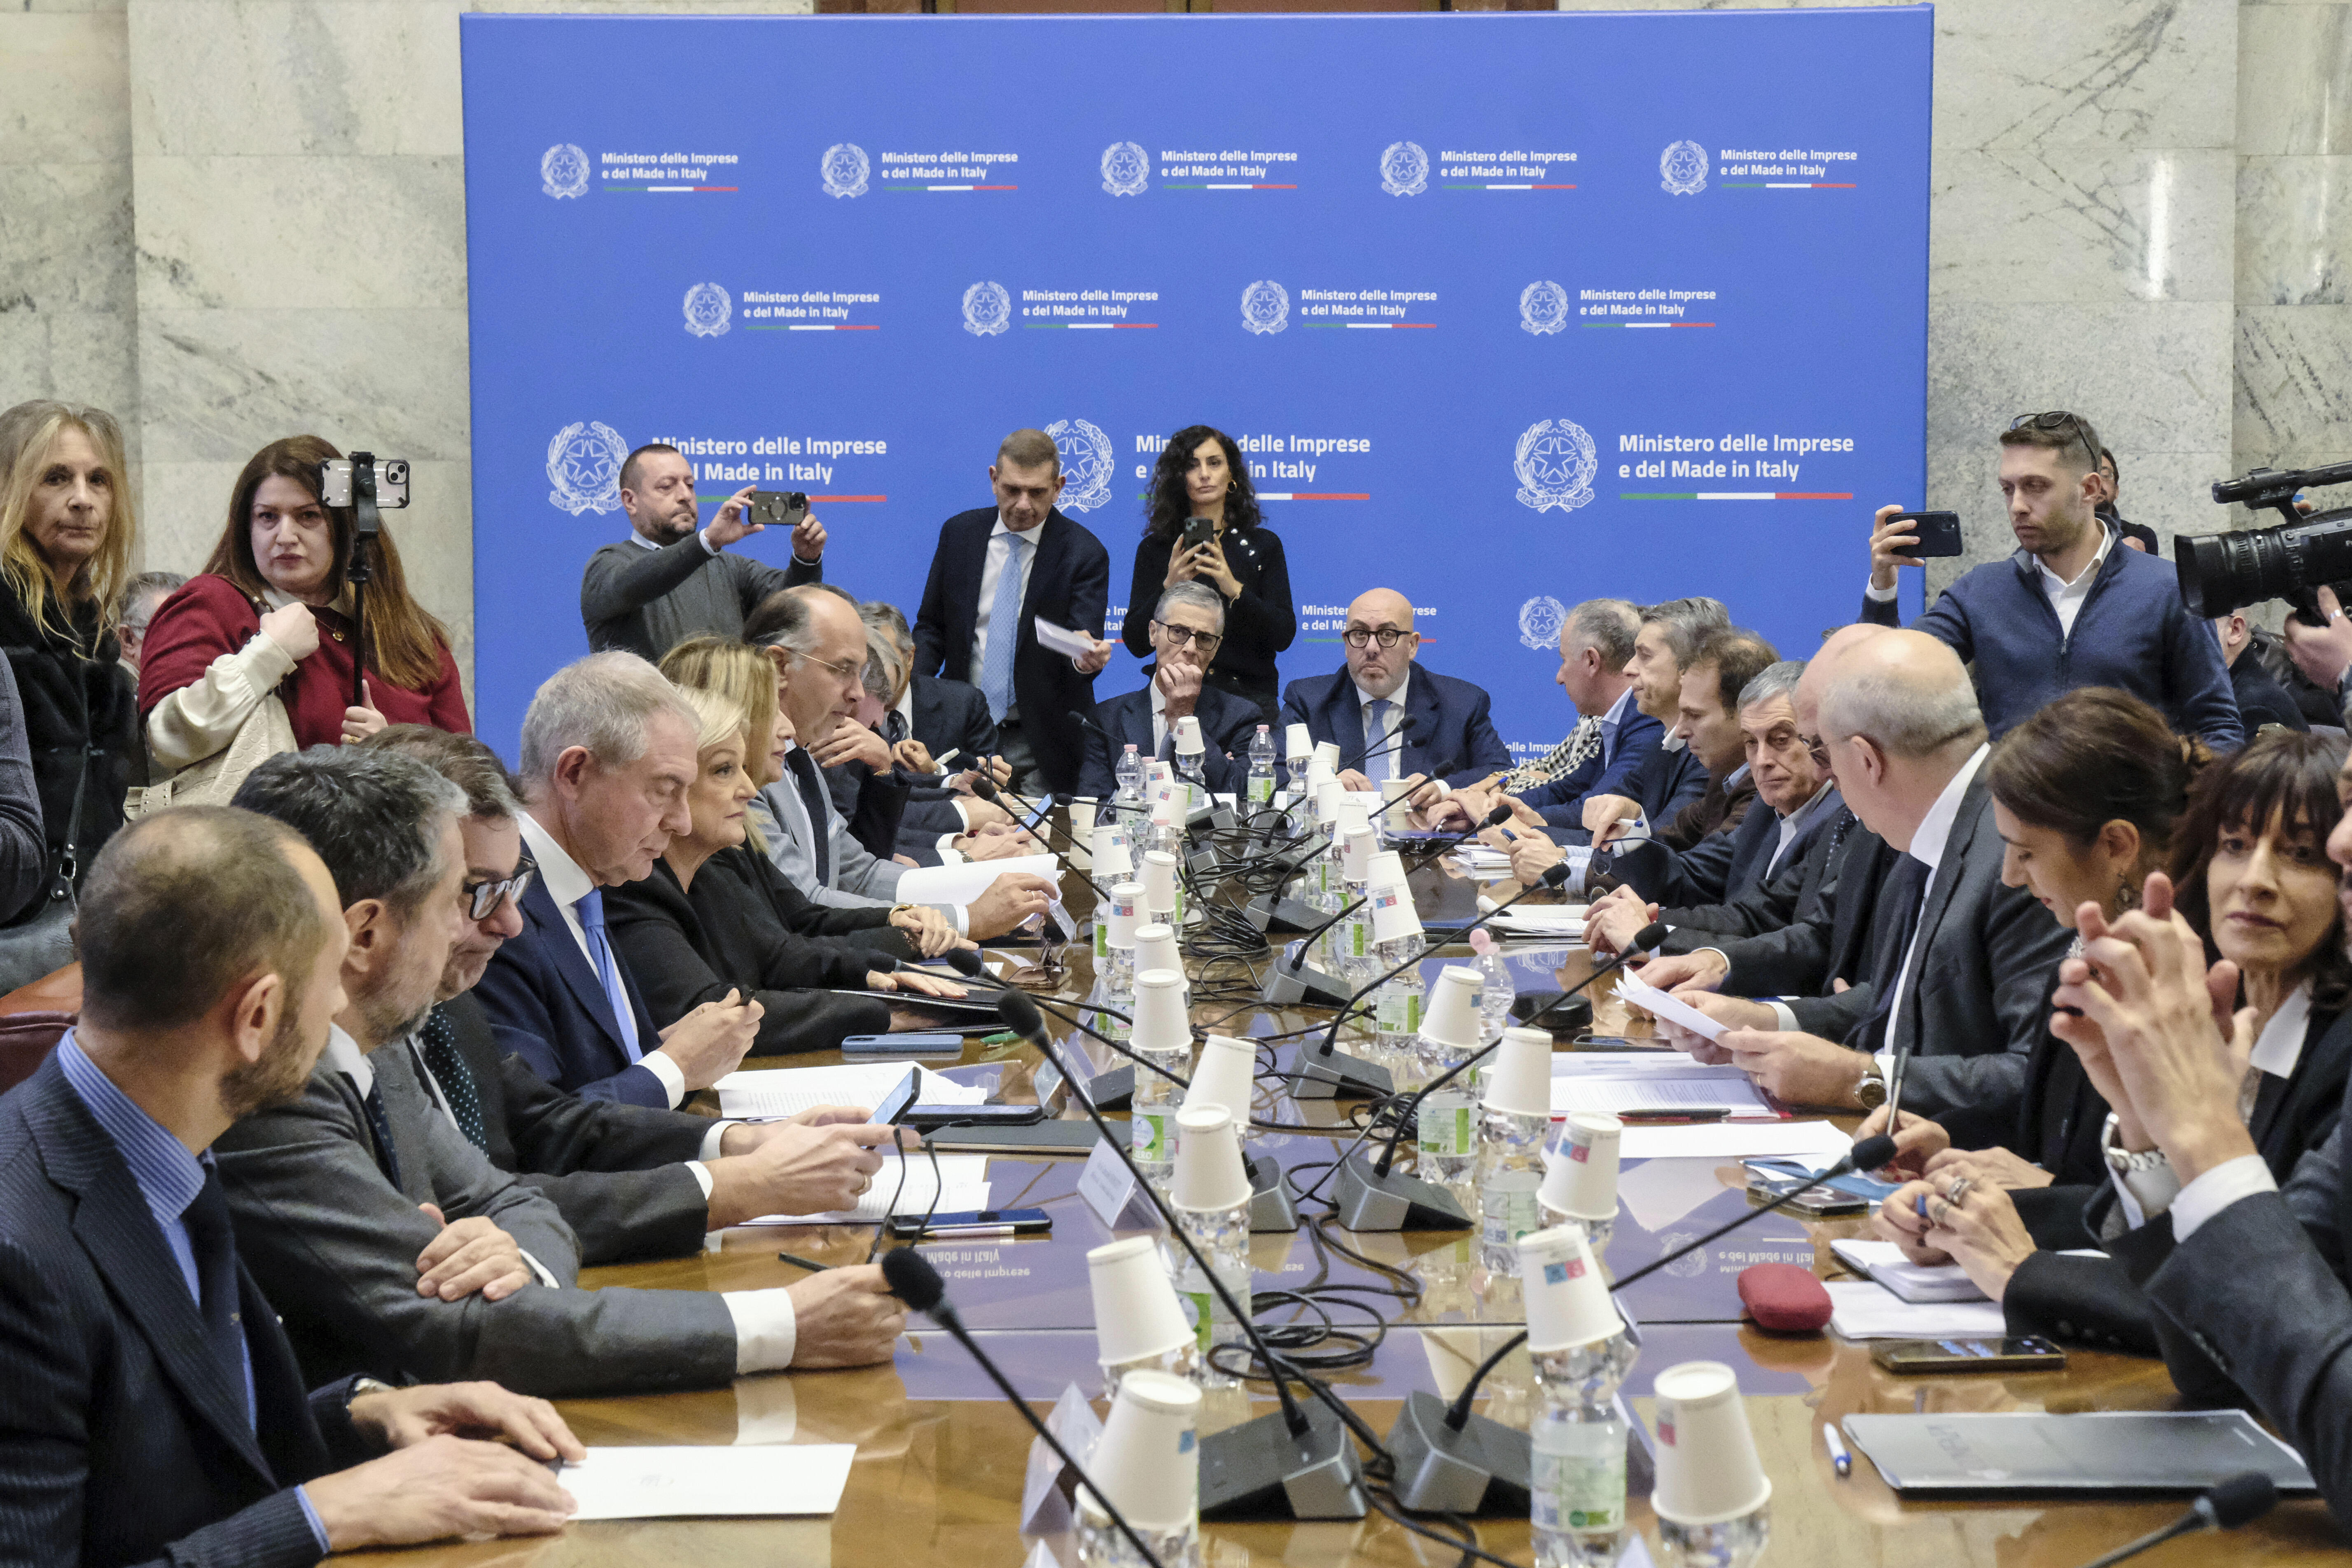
left=460, top=8, right=1930, bottom=756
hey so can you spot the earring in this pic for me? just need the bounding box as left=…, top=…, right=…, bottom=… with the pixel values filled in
left=2115, top=876, right=2139, bottom=913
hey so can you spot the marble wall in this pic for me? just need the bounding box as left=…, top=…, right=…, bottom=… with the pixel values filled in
left=0, top=0, right=2324, bottom=694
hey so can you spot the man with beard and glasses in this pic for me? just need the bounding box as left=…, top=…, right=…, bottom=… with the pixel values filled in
left=580, top=442, right=828, bottom=662
left=213, top=748, right=905, bottom=1399
left=0, top=806, right=585, bottom=1565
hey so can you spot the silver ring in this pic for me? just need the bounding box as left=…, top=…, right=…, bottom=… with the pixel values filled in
left=1944, top=1176, right=1974, bottom=1207
left=1932, top=1198, right=1952, bottom=1227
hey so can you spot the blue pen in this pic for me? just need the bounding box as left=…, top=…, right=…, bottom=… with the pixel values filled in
left=1916, top=1190, right=1929, bottom=1219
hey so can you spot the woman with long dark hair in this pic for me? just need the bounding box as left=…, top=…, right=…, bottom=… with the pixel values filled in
left=139, top=435, right=469, bottom=769
left=1122, top=424, right=1295, bottom=724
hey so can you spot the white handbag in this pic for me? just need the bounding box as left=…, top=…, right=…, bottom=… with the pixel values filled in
left=126, top=692, right=298, bottom=818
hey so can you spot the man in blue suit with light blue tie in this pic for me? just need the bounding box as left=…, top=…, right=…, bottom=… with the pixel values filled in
left=472, top=652, right=763, bottom=1109
left=1279, top=587, right=1511, bottom=799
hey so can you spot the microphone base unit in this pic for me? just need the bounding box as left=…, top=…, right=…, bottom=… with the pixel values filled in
left=1332, top=1151, right=1472, bottom=1231
left=1244, top=892, right=1325, bottom=935
left=1384, top=1391, right=1531, bottom=1516
left=1198, top=1399, right=1368, bottom=1520
left=1289, top=1044, right=1395, bottom=1101
left=1078, top=1063, right=1135, bottom=1113
left=1260, top=955, right=1355, bottom=1011
left=1246, top=1149, right=1300, bottom=1232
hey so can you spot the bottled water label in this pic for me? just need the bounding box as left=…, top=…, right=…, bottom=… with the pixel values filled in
left=1377, top=987, right=1423, bottom=1036
left=1094, top=920, right=1109, bottom=959
left=1182, top=1288, right=1214, bottom=1353
left=1417, top=1094, right=1474, bottom=1159
left=1481, top=1171, right=1542, bottom=1250
left=1134, top=1110, right=1171, bottom=1163
left=1346, top=913, right=1369, bottom=959
left=1531, top=1443, right=1625, bottom=1533
left=1249, top=775, right=1274, bottom=804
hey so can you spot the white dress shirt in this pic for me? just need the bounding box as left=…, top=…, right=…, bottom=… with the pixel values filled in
left=1595, top=686, right=1633, bottom=767
left=516, top=812, right=688, bottom=1107
left=971, top=513, right=1044, bottom=710
left=1767, top=778, right=1837, bottom=880
left=1872, top=743, right=1990, bottom=1076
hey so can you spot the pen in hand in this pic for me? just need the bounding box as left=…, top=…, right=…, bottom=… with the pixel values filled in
left=778, top=1251, right=834, bottom=1273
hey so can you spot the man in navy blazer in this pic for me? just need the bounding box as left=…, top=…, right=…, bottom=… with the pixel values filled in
left=1076, top=580, right=1261, bottom=800
left=1280, top=587, right=1511, bottom=795
left=911, top=429, right=1116, bottom=797
left=0, top=806, right=577, bottom=1566
left=472, top=653, right=763, bottom=1109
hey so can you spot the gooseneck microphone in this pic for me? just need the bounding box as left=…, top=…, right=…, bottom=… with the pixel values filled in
left=881, top=1248, right=1165, bottom=1566
left=2074, top=1472, right=2277, bottom=1568
left=1327, top=912, right=1658, bottom=1231
left=994, top=990, right=1367, bottom=1519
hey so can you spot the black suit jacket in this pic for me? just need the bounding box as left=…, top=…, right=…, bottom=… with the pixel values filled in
left=472, top=875, right=670, bottom=1109
left=0, top=1055, right=370, bottom=1568
left=1074, top=675, right=1262, bottom=800
left=912, top=507, right=1110, bottom=794
left=1279, top=661, right=1511, bottom=788
left=1713, top=815, right=1901, bottom=1020
left=1600, top=772, right=1757, bottom=907
left=1661, top=794, right=1847, bottom=946
left=442, top=992, right=713, bottom=1267
left=911, top=673, right=1000, bottom=762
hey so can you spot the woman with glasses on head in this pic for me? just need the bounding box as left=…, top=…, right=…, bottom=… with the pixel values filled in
left=1873, top=726, right=2352, bottom=1354
left=1123, top=424, right=1295, bottom=727
left=605, top=685, right=971, bottom=1058
left=139, top=435, right=468, bottom=777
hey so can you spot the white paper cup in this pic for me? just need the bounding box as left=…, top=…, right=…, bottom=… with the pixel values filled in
left=1092, top=824, right=1135, bottom=881
left=1181, top=1034, right=1256, bottom=1123
left=1089, top=1237, right=1195, bottom=1366
left=1314, top=780, right=1344, bottom=826
left=1541, top=1112, right=1623, bottom=1222
left=1367, top=849, right=1407, bottom=890
left=1336, top=798, right=1372, bottom=837
left=1174, top=715, right=1204, bottom=756
left=1380, top=776, right=1415, bottom=829
left=1171, top=1105, right=1251, bottom=1210
left=1340, top=827, right=1378, bottom=883
left=1419, top=966, right=1484, bottom=1051
left=1519, top=1225, right=1624, bottom=1352
left=1286, top=723, right=1313, bottom=766
left=1140, top=850, right=1180, bottom=914
left=1481, top=1026, right=1552, bottom=1117
left=1103, top=881, right=1144, bottom=950
left=1083, top=1368, right=1201, bottom=1531
left=1649, top=1361, right=1772, bottom=1526
left=1149, top=788, right=1177, bottom=828
left=1133, top=922, right=1184, bottom=983
left=1313, top=741, right=1341, bottom=774
left=1130, top=969, right=1191, bottom=1054
left=1369, top=879, right=1423, bottom=946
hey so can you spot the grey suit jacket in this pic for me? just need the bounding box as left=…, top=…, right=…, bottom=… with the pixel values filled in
left=755, top=767, right=904, bottom=909
left=213, top=1048, right=740, bottom=1398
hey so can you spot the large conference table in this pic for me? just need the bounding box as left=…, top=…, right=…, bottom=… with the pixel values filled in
left=352, top=841, right=2352, bottom=1566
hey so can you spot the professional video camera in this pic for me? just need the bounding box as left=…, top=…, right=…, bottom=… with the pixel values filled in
left=313, top=451, right=411, bottom=708
left=2176, top=459, right=2352, bottom=620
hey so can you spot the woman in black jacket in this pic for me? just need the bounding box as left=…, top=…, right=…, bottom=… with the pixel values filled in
left=605, top=688, right=967, bottom=1056
left=0, top=402, right=141, bottom=885
left=1122, top=425, right=1295, bottom=725
left=1875, top=727, right=2352, bottom=1354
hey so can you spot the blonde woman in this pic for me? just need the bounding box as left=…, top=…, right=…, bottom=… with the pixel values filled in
left=0, top=401, right=142, bottom=879
left=604, top=686, right=967, bottom=1056
left=658, top=635, right=964, bottom=958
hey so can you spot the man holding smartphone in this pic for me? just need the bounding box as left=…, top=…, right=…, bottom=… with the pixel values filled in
left=582, top=443, right=829, bottom=661
left=1858, top=411, right=2241, bottom=750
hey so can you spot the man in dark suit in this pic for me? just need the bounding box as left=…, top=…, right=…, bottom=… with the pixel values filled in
left=1474, top=598, right=1659, bottom=820
left=216, top=747, right=908, bottom=1397
left=911, top=428, right=1116, bottom=797
left=2217, top=607, right=2311, bottom=736
left=1280, top=587, right=1510, bottom=797
left=1076, top=580, right=1262, bottom=800
left=1654, top=631, right=2072, bottom=1149
left=471, top=652, right=764, bottom=1109
left=0, top=806, right=579, bottom=1565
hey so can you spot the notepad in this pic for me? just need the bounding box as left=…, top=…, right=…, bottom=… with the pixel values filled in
left=1824, top=1279, right=2008, bottom=1340
left=1615, top=1118, right=1852, bottom=1161
left=559, top=1444, right=856, bottom=1519
left=712, top=1062, right=985, bottom=1120
left=1551, top=1075, right=1776, bottom=1116
left=1830, top=1238, right=1988, bottom=1304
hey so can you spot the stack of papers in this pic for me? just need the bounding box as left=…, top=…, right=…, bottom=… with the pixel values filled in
left=713, top=1062, right=986, bottom=1120
left=1549, top=1049, right=1776, bottom=1117
left=1831, top=1238, right=1988, bottom=1303
left=560, top=1445, right=856, bottom=1519
left=740, top=1153, right=991, bottom=1225
left=1484, top=907, right=1587, bottom=941
left=1825, top=1279, right=2008, bottom=1340
left=896, top=853, right=1060, bottom=905
left=1616, top=1119, right=1851, bottom=1161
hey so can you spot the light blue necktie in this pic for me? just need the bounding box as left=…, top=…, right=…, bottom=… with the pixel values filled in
left=575, top=888, right=643, bottom=1061
left=1365, top=697, right=1396, bottom=783
left=979, top=532, right=1027, bottom=722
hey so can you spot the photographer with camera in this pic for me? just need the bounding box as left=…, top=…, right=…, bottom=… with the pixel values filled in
left=1861, top=411, right=2242, bottom=752
left=582, top=444, right=825, bottom=663
left=140, top=436, right=470, bottom=780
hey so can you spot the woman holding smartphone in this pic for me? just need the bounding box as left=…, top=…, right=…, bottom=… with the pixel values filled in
left=1123, top=424, right=1295, bottom=726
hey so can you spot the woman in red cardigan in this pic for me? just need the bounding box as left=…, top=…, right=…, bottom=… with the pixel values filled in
left=139, top=435, right=469, bottom=767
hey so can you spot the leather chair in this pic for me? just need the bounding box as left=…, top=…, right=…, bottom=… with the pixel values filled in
left=0, top=962, right=78, bottom=1094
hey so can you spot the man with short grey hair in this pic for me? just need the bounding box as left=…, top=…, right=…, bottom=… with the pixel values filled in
left=479, top=652, right=764, bottom=1109
left=1075, top=580, right=1260, bottom=799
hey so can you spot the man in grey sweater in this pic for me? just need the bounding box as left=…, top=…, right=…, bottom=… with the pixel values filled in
left=579, top=442, right=827, bottom=661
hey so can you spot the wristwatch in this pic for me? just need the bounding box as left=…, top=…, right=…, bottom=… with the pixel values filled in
left=2100, top=1112, right=2170, bottom=1175
left=1853, top=1059, right=1887, bottom=1110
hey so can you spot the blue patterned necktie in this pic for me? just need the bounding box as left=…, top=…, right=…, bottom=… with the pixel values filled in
left=1365, top=697, right=1396, bottom=783
left=575, top=888, right=643, bottom=1061
left=979, top=532, right=1028, bottom=721
left=418, top=1007, right=487, bottom=1151
left=359, top=1081, right=404, bottom=1190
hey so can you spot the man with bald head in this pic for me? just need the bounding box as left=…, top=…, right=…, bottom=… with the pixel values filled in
left=1646, top=629, right=2070, bottom=1149
left=1280, top=587, right=1511, bottom=797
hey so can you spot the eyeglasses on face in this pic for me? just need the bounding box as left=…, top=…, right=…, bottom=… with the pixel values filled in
left=462, top=858, right=537, bottom=921
left=789, top=647, right=865, bottom=686
left=1343, top=627, right=1413, bottom=650
left=1151, top=620, right=1222, bottom=651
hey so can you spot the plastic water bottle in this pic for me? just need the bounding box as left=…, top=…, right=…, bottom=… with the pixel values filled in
left=1246, top=726, right=1277, bottom=809
left=1468, top=929, right=1517, bottom=1043
left=1114, top=744, right=1144, bottom=820
left=1285, top=749, right=1312, bottom=837
left=1479, top=1101, right=1550, bottom=1274
left=1172, top=748, right=1207, bottom=819
left=1373, top=934, right=1425, bottom=1075
left=1130, top=1047, right=1188, bottom=1189
left=1530, top=1329, right=1639, bottom=1567
left=1415, top=1071, right=1478, bottom=1192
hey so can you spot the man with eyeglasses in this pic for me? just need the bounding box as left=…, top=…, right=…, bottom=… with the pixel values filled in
left=1860, top=411, right=2241, bottom=750
left=1279, top=587, right=1511, bottom=798
left=1074, top=580, right=1260, bottom=799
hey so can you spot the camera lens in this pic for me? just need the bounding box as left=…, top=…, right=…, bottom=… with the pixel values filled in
left=382, top=460, right=408, bottom=484
left=2176, top=507, right=2352, bottom=619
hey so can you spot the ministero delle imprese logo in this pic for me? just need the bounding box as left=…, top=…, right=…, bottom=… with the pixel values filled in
left=682, top=283, right=731, bottom=338
left=1517, top=595, right=1567, bottom=651
left=962, top=282, right=1011, bottom=337
left=1514, top=419, right=1598, bottom=514
left=1520, top=280, right=1569, bottom=336
left=541, top=143, right=589, bottom=199
left=1379, top=141, right=1428, bottom=197
left=820, top=143, right=870, bottom=198
left=1660, top=139, right=1709, bottom=196
left=1046, top=419, right=1114, bottom=512
left=1240, top=280, right=1289, bottom=335
left=1101, top=141, right=1149, bottom=196
left=547, top=422, right=627, bottom=516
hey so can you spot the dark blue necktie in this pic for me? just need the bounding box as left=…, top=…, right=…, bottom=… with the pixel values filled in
left=418, top=1007, right=487, bottom=1151
left=181, top=1169, right=255, bottom=1428
left=787, top=748, right=833, bottom=885
left=360, top=1080, right=404, bottom=1190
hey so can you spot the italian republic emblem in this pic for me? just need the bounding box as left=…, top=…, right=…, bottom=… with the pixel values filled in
left=1514, top=419, right=1598, bottom=515
left=1240, top=279, right=1289, bottom=336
